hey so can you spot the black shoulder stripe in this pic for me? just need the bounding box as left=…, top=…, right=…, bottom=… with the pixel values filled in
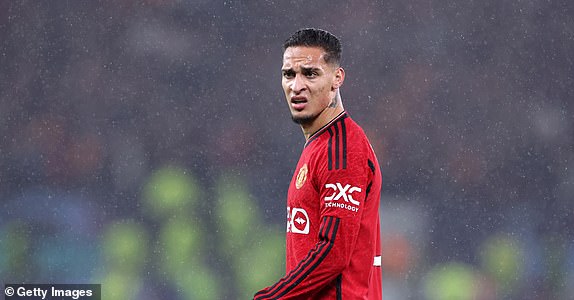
left=334, top=121, right=340, bottom=170
left=327, top=118, right=348, bottom=171
left=340, top=118, right=347, bottom=169
left=327, top=128, right=333, bottom=171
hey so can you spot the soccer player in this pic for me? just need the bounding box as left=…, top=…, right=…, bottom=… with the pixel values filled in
left=254, top=28, right=382, bottom=299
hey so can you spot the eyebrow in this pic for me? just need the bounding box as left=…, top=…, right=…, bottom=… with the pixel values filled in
left=281, top=66, right=322, bottom=73
left=301, top=66, right=321, bottom=72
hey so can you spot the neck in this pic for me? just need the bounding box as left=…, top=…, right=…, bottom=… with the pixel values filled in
left=301, top=92, right=344, bottom=140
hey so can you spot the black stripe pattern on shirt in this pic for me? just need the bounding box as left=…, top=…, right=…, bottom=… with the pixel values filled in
left=253, top=216, right=340, bottom=300
left=328, top=117, right=348, bottom=171
left=365, top=159, right=375, bottom=202
left=306, top=111, right=347, bottom=146
left=336, top=274, right=342, bottom=300
left=367, top=159, right=375, bottom=174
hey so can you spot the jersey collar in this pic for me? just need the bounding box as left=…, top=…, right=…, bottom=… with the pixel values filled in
left=305, top=111, right=348, bottom=147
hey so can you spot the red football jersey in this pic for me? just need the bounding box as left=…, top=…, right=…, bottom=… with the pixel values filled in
left=255, top=112, right=382, bottom=299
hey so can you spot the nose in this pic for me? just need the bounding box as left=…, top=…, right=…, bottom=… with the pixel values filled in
left=291, top=74, right=306, bottom=94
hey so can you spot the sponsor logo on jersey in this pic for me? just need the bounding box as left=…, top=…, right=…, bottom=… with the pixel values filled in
left=295, top=164, right=308, bottom=189
left=286, top=207, right=309, bottom=234
left=324, top=182, right=362, bottom=212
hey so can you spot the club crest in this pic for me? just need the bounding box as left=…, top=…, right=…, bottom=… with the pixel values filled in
left=295, top=163, right=308, bottom=189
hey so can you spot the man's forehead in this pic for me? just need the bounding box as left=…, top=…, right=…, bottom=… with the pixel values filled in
left=282, top=46, right=326, bottom=67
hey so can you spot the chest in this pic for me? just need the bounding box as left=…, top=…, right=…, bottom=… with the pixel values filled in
left=286, top=151, right=321, bottom=236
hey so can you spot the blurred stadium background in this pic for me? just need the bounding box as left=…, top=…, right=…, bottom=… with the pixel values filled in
left=0, top=1, right=573, bottom=299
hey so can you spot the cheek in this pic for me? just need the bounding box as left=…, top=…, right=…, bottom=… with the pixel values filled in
left=282, top=79, right=291, bottom=91
left=316, top=83, right=332, bottom=97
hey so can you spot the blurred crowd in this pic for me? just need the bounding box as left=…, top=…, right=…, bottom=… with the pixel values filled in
left=0, top=1, right=573, bottom=299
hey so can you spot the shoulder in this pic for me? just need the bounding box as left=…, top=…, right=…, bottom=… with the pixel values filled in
left=306, top=114, right=374, bottom=173
left=333, top=114, right=373, bottom=157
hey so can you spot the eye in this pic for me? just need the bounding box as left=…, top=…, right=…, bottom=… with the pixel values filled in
left=282, top=70, right=295, bottom=79
left=303, top=69, right=319, bottom=78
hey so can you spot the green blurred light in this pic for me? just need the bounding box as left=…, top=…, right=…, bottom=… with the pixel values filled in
left=102, top=221, right=148, bottom=274
left=0, top=222, right=30, bottom=279
left=143, top=166, right=199, bottom=219
left=480, top=234, right=523, bottom=293
left=177, top=264, right=221, bottom=300
left=215, top=173, right=259, bottom=252
left=424, top=262, right=478, bottom=300
left=100, top=271, right=141, bottom=300
left=159, top=216, right=203, bottom=276
left=236, top=228, right=285, bottom=299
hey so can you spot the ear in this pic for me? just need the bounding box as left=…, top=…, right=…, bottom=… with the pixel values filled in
left=332, top=67, right=345, bottom=90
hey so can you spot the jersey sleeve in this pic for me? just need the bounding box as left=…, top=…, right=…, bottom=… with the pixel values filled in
left=254, top=144, right=372, bottom=299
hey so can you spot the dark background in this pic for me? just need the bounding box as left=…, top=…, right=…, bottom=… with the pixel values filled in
left=1, top=1, right=573, bottom=299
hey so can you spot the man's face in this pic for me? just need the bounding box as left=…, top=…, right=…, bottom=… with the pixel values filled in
left=281, top=46, right=341, bottom=125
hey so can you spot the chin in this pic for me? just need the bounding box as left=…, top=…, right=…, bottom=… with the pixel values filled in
left=291, top=113, right=317, bottom=125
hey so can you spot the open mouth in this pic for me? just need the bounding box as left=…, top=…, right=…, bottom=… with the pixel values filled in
left=291, top=98, right=307, bottom=111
